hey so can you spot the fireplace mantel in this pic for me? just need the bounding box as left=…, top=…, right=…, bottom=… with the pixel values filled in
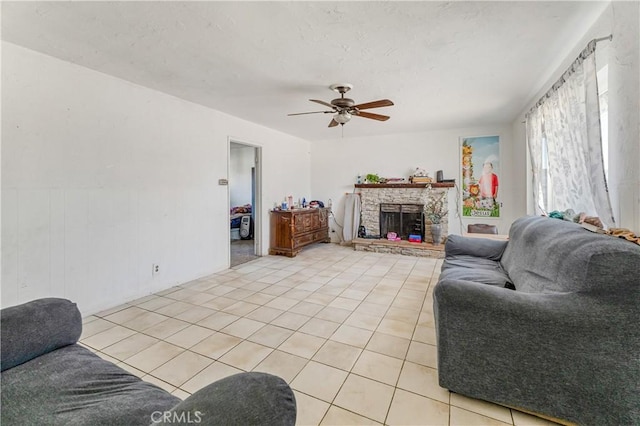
left=355, top=183, right=454, bottom=189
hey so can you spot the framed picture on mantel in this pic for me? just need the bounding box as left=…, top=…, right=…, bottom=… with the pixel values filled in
left=460, top=135, right=500, bottom=218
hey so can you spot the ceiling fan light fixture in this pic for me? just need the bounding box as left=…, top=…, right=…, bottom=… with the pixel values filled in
left=334, top=111, right=351, bottom=124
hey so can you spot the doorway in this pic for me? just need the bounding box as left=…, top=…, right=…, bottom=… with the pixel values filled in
left=229, top=141, right=261, bottom=267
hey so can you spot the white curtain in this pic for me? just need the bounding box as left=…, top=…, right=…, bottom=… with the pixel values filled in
left=525, top=40, right=615, bottom=227
left=342, top=193, right=361, bottom=243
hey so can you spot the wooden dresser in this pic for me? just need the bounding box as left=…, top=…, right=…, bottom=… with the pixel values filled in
left=269, top=208, right=331, bottom=257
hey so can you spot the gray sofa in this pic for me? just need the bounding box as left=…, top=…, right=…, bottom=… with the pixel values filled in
left=1, top=298, right=296, bottom=425
left=434, top=215, right=640, bottom=425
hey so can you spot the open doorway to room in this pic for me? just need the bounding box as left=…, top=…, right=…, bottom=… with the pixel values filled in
left=229, top=141, right=261, bottom=267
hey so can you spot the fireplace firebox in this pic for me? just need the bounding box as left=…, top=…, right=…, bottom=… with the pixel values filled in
left=379, top=203, right=424, bottom=240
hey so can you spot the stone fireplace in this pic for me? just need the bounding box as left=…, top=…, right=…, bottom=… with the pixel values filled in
left=357, top=184, right=451, bottom=244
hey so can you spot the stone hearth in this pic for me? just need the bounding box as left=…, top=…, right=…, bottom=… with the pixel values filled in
left=353, top=238, right=445, bottom=258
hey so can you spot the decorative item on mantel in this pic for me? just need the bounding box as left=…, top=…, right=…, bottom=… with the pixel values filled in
left=410, top=167, right=433, bottom=184
left=425, top=191, right=448, bottom=245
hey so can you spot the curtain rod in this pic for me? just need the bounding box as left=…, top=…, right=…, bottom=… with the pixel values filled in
left=524, top=34, right=613, bottom=120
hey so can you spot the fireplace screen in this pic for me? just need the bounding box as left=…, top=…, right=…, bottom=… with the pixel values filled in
left=379, top=204, right=424, bottom=240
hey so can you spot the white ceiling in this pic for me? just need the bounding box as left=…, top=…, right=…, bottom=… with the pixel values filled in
left=2, top=1, right=608, bottom=141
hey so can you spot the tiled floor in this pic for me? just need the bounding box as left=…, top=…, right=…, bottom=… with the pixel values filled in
left=81, top=244, right=559, bottom=426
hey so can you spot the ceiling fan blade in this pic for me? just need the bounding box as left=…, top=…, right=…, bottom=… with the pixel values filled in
left=355, top=111, right=390, bottom=121
left=328, top=118, right=339, bottom=127
left=353, top=99, right=394, bottom=110
left=288, top=111, right=333, bottom=116
left=310, top=99, right=336, bottom=109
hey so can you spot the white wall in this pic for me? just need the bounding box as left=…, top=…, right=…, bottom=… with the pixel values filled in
left=229, top=144, right=254, bottom=208
left=310, top=125, right=520, bottom=240
left=608, top=1, right=640, bottom=233
left=1, top=42, right=311, bottom=315
left=513, top=2, right=639, bottom=232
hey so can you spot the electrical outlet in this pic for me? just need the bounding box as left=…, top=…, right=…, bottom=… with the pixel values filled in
left=152, top=264, right=160, bottom=276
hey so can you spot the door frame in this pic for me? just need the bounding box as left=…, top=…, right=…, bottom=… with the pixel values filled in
left=228, top=138, right=263, bottom=267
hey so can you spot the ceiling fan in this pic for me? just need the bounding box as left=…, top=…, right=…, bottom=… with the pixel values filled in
left=288, top=83, right=394, bottom=127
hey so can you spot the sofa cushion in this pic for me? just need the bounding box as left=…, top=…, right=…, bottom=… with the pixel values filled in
left=1, top=298, right=82, bottom=371
left=1, top=344, right=180, bottom=425
left=442, top=255, right=512, bottom=287
left=445, top=234, right=508, bottom=261
left=501, top=216, right=640, bottom=294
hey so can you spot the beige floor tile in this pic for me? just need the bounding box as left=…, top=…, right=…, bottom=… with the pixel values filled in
left=330, top=324, right=373, bottom=348
left=265, top=296, right=300, bottom=310
left=271, top=312, right=311, bottom=330
left=104, top=306, right=147, bottom=324
left=278, top=332, right=325, bottom=359
left=283, top=289, right=314, bottom=301
left=293, top=391, right=330, bottom=426
left=512, top=409, right=561, bottom=425
left=220, top=317, right=266, bottom=339
left=201, top=296, right=237, bottom=311
left=181, top=361, right=243, bottom=394
left=260, top=284, right=290, bottom=296
left=205, top=284, right=235, bottom=296
left=218, top=341, right=273, bottom=371
left=190, top=332, right=243, bottom=359
left=245, top=306, right=285, bottom=322
left=386, top=388, right=449, bottom=426
left=333, top=374, right=394, bottom=423
left=320, top=406, right=382, bottom=425
left=150, top=350, right=212, bottom=387
left=198, top=311, right=241, bottom=331
left=142, top=374, right=177, bottom=393
left=354, top=301, right=389, bottom=317
left=405, top=340, right=438, bottom=368
left=116, top=362, right=146, bottom=378
left=223, top=300, right=261, bottom=316
left=155, top=301, right=193, bottom=317
left=247, top=324, right=294, bottom=348
left=179, top=291, right=217, bottom=306
left=397, top=361, right=450, bottom=403
left=243, top=292, right=276, bottom=305
left=376, top=318, right=415, bottom=339
left=102, top=333, right=159, bottom=361
left=364, top=293, right=395, bottom=306
left=328, top=296, right=361, bottom=311
left=450, top=393, right=513, bottom=424
left=225, top=288, right=256, bottom=301
left=291, top=361, right=348, bottom=403
left=253, top=350, right=308, bottom=383
left=165, top=324, right=215, bottom=348
left=352, top=350, right=403, bottom=386
left=80, top=318, right=116, bottom=339
left=304, top=292, right=335, bottom=305
left=314, top=306, right=352, bottom=323
left=171, top=388, right=191, bottom=399
left=125, top=341, right=184, bottom=373
left=95, top=351, right=120, bottom=364
left=122, top=311, right=169, bottom=332
left=143, top=318, right=191, bottom=339
left=81, top=325, right=137, bottom=350
left=365, top=332, right=411, bottom=359
left=385, top=306, right=420, bottom=324
left=95, top=303, right=130, bottom=318
left=344, top=312, right=383, bottom=331
left=174, top=306, right=216, bottom=323
left=450, top=406, right=513, bottom=426
left=289, top=301, right=324, bottom=316
left=299, top=317, right=341, bottom=339
left=413, top=325, right=437, bottom=345
left=312, top=340, right=362, bottom=371
left=339, top=288, right=370, bottom=301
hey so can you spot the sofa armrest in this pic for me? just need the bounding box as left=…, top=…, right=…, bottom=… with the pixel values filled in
left=156, top=372, right=296, bottom=426
left=1, top=298, right=82, bottom=371
left=444, top=234, right=507, bottom=261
